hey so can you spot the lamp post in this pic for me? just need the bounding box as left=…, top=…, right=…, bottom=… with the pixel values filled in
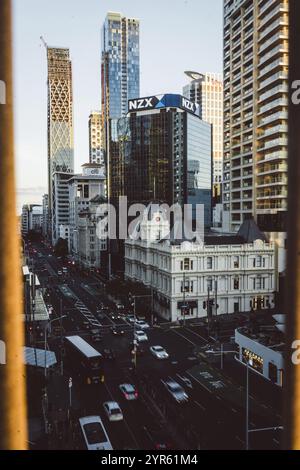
left=43, top=315, right=66, bottom=379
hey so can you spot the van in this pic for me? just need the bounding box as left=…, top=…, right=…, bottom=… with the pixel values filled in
left=79, top=416, right=113, bottom=450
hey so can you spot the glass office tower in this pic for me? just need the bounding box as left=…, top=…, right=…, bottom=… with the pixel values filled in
left=109, top=94, right=212, bottom=228
left=101, top=12, right=140, bottom=164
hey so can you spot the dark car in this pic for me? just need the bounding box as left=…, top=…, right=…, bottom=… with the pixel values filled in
left=103, top=348, right=116, bottom=360
left=111, top=327, right=124, bottom=336
left=143, top=424, right=174, bottom=450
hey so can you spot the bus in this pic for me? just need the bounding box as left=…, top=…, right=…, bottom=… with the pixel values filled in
left=65, top=335, right=104, bottom=385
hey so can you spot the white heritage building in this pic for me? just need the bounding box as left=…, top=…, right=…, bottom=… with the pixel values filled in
left=124, top=208, right=276, bottom=322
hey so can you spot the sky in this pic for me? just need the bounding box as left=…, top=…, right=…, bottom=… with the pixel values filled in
left=13, top=0, right=223, bottom=213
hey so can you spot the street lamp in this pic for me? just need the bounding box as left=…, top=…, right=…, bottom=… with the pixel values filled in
left=44, top=315, right=67, bottom=378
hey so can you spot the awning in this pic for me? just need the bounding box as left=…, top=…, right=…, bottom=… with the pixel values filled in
left=24, top=347, right=57, bottom=368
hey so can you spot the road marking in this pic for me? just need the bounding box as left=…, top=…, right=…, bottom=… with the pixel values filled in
left=273, top=438, right=279, bottom=445
left=185, top=327, right=208, bottom=343
left=231, top=407, right=238, bottom=413
left=171, top=329, right=196, bottom=346
left=235, top=436, right=244, bottom=444
left=194, top=401, right=206, bottom=412
left=186, top=371, right=212, bottom=394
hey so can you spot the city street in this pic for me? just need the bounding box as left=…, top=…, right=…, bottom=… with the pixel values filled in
left=26, top=240, right=283, bottom=450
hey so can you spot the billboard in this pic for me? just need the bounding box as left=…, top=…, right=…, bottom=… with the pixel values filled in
left=128, top=94, right=200, bottom=117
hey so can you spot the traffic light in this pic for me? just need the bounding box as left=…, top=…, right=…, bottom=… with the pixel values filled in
left=203, top=301, right=207, bottom=309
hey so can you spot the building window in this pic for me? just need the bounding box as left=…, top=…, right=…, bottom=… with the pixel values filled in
left=207, top=278, right=213, bottom=291
left=233, top=256, right=239, bottom=269
left=181, top=258, right=193, bottom=270
left=234, top=277, right=240, bottom=290
left=207, top=257, right=213, bottom=269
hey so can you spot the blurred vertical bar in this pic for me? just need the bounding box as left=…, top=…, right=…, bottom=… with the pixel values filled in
left=286, top=0, right=300, bottom=450
left=0, top=0, right=28, bottom=449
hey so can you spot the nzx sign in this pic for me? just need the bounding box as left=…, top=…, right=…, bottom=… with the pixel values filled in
left=128, top=96, right=158, bottom=112
left=128, top=94, right=200, bottom=116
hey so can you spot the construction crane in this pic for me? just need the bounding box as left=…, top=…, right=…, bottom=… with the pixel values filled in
left=40, top=35, right=48, bottom=50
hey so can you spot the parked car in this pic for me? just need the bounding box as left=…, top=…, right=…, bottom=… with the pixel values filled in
left=150, top=346, right=169, bottom=360
left=116, top=303, right=124, bottom=310
left=134, top=330, right=148, bottom=342
left=161, top=379, right=189, bottom=403
left=135, top=320, right=150, bottom=330
left=119, top=383, right=138, bottom=401
left=103, top=402, right=123, bottom=422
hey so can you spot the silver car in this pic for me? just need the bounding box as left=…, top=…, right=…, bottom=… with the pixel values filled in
left=161, top=379, right=189, bottom=403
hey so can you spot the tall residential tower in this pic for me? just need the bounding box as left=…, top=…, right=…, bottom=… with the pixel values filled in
left=223, top=0, right=289, bottom=238
left=183, top=72, right=223, bottom=203
left=47, top=47, right=74, bottom=243
left=88, top=110, right=104, bottom=166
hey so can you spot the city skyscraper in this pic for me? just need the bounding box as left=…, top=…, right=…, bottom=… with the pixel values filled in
left=88, top=111, right=103, bottom=165
left=46, top=46, right=74, bottom=242
left=101, top=12, right=140, bottom=169
left=183, top=72, right=223, bottom=203
left=223, top=0, right=289, bottom=239
left=109, top=94, right=212, bottom=227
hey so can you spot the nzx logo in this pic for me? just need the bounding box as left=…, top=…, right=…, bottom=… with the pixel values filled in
left=0, top=80, right=6, bottom=105
left=182, top=97, right=196, bottom=113
left=128, top=96, right=155, bottom=111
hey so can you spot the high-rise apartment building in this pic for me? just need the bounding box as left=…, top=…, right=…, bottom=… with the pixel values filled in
left=89, top=111, right=104, bottom=166
left=183, top=72, right=223, bottom=202
left=223, top=0, right=289, bottom=238
left=47, top=47, right=74, bottom=243
left=101, top=12, right=140, bottom=164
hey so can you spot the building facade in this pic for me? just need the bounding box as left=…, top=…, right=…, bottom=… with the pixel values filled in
left=42, top=194, right=49, bottom=237
left=47, top=47, right=74, bottom=241
left=223, top=0, right=289, bottom=237
left=101, top=12, right=140, bottom=165
left=77, top=195, right=107, bottom=270
left=183, top=72, right=223, bottom=203
left=125, top=211, right=276, bottom=322
left=68, top=163, right=106, bottom=256
left=21, top=204, right=43, bottom=235
left=109, top=93, right=212, bottom=228
left=52, top=171, right=73, bottom=244
left=89, top=111, right=104, bottom=166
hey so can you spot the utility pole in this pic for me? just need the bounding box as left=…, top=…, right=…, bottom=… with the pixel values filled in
left=246, top=361, right=249, bottom=450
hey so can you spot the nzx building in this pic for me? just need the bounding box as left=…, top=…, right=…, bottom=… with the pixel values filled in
left=108, top=94, right=212, bottom=228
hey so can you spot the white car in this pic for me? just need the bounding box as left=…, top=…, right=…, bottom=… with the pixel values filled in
left=103, top=401, right=123, bottom=422
left=134, top=330, right=148, bottom=342
left=161, top=379, right=189, bottom=403
left=150, top=345, right=169, bottom=360
left=135, top=320, right=150, bottom=330
left=119, top=383, right=138, bottom=401
left=79, top=416, right=113, bottom=450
